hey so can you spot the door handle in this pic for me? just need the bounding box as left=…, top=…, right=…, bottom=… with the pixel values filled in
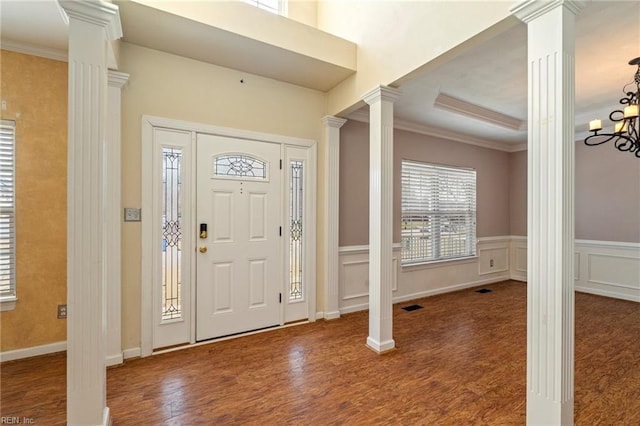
left=199, top=245, right=207, bottom=253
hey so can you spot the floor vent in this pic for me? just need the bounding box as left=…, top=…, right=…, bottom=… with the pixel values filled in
left=402, top=304, right=424, bottom=311
left=475, top=288, right=492, bottom=294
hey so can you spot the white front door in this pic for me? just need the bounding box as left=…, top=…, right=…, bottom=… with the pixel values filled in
left=196, top=134, right=282, bottom=340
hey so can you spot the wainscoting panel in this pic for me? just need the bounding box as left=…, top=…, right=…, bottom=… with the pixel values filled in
left=510, top=236, right=527, bottom=281
left=339, top=246, right=399, bottom=307
left=508, top=237, right=639, bottom=302
left=478, top=244, right=509, bottom=275
left=341, top=259, right=370, bottom=300
left=338, top=238, right=512, bottom=314
left=576, top=240, right=640, bottom=301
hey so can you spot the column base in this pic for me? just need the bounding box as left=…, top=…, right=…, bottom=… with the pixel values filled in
left=366, top=336, right=395, bottom=354
left=527, top=392, right=573, bottom=425
left=324, top=311, right=341, bottom=320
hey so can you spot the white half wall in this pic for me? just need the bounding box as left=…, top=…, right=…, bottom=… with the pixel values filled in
left=338, top=237, right=512, bottom=314
left=337, top=236, right=640, bottom=314
left=510, top=237, right=639, bottom=302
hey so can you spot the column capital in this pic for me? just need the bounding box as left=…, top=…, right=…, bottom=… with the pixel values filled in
left=362, top=85, right=401, bottom=106
left=321, top=115, right=347, bottom=129
left=510, top=0, right=586, bottom=23
left=60, top=0, right=123, bottom=40
left=108, top=70, right=130, bottom=89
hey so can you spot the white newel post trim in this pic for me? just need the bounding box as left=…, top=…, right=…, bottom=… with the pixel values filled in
left=362, top=85, right=401, bottom=353
left=322, top=115, right=347, bottom=320
left=61, top=0, right=122, bottom=424
left=511, top=1, right=585, bottom=424
left=106, top=71, right=129, bottom=367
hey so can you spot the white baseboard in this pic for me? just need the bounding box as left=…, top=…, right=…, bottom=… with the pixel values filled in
left=106, top=353, right=124, bottom=367
left=0, top=341, right=66, bottom=363
left=340, top=275, right=512, bottom=315
left=103, top=407, right=111, bottom=426
left=575, top=286, right=640, bottom=303
left=324, top=310, right=341, bottom=320
left=0, top=342, right=136, bottom=365
left=393, top=275, right=512, bottom=304
left=123, top=347, right=141, bottom=360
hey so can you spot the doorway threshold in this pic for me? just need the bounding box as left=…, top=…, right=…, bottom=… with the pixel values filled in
left=151, top=320, right=311, bottom=357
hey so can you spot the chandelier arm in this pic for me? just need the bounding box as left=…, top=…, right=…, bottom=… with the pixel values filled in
left=613, top=135, right=636, bottom=152
left=584, top=132, right=621, bottom=146
left=584, top=57, right=640, bottom=158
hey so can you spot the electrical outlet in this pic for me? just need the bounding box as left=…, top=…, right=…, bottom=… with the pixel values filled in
left=490, top=259, right=494, bottom=268
left=57, top=304, right=67, bottom=319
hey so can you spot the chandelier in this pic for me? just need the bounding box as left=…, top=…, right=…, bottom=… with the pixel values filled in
left=585, top=57, right=640, bottom=158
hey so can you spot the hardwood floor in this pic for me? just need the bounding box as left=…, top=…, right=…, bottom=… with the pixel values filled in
left=1, top=280, right=638, bottom=425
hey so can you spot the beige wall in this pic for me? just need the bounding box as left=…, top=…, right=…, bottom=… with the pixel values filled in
left=119, top=42, right=327, bottom=350
left=575, top=141, right=640, bottom=242
left=507, top=143, right=640, bottom=243
left=0, top=50, right=67, bottom=351
left=318, top=1, right=515, bottom=115
left=288, top=0, right=318, bottom=27
left=509, top=150, right=527, bottom=236
left=339, top=120, right=511, bottom=246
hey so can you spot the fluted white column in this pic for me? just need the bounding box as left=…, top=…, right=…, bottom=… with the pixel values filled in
left=61, top=1, right=122, bottom=424
left=322, top=116, right=347, bottom=320
left=511, top=1, right=584, bottom=424
left=363, top=85, right=401, bottom=353
left=106, top=70, right=128, bottom=367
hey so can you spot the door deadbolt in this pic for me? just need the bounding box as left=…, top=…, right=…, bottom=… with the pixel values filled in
left=200, top=223, right=208, bottom=239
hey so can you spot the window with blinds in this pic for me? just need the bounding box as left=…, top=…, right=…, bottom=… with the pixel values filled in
left=0, top=120, right=16, bottom=300
left=401, top=160, right=476, bottom=265
left=244, top=0, right=287, bottom=15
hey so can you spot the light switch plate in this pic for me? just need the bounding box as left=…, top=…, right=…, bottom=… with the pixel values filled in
left=124, top=207, right=141, bottom=222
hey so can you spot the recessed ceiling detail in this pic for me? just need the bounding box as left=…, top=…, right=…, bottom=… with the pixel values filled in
left=434, top=92, right=525, bottom=131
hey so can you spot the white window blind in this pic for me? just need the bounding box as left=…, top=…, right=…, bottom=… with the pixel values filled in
left=401, top=160, right=476, bottom=265
left=0, top=120, right=16, bottom=299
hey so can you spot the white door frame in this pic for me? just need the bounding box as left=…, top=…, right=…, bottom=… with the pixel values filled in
left=141, top=115, right=317, bottom=356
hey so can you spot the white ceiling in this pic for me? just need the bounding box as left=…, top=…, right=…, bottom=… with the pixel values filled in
left=1, top=0, right=638, bottom=151
left=378, top=0, right=640, bottom=151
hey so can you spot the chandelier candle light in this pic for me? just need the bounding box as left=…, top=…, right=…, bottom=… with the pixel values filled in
left=585, top=57, right=640, bottom=157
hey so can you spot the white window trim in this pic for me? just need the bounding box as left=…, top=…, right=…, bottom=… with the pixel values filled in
left=245, top=0, right=288, bottom=16
left=0, top=120, right=16, bottom=311
left=401, top=159, right=477, bottom=266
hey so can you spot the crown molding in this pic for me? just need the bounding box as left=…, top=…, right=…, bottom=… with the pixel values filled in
left=362, top=85, right=402, bottom=105
left=321, top=115, right=347, bottom=129
left=347, top=109, right=527, bottom=153
left=1, top=39, right=68, bottom=62
left=434, top=92, right=525, bottom=131
left=108, top=70, right=130, bottom=88
left=510, top=0, right=587, bottom=23
left=59, top=0, right=122, bottom=41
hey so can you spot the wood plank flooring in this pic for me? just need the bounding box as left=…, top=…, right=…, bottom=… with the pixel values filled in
left=1, top=280, right=638, bottom=425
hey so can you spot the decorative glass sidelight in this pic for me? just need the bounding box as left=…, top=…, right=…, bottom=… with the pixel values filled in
left=289, top=160, right=303, bottom=300
left=162, top=148, right=183, bottom=320
left=214, top=154, right=267, bottom=179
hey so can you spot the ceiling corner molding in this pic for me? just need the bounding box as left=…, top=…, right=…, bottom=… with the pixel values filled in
left=434, top=92, right=524, bottom=131
left=0, top=39, right=68, bottom=62
left=346, top=109, right=370, bottom=124
left=346, top=110, right=521, bottom=152
left=506, top=142, right=528, bottom=152
left=393, top=118, right=517, bottom=152
left=510, top=0, right=587, bottom=23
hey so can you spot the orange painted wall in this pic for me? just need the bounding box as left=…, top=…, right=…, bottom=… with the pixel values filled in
left=0, top=50, right=68, bottom=351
